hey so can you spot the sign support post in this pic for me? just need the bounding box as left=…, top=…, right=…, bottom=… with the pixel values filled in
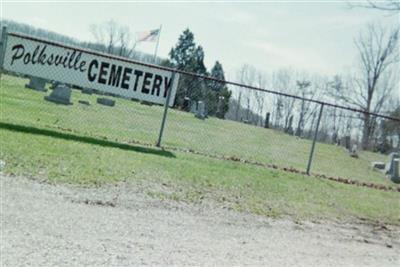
left=0, top=26, right=8, bottom=80
left=156, top=71, right=176, bottom=147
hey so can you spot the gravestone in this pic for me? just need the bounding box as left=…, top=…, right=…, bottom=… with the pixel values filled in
left=82, top=88, right=93, bottom=95
left=345, top=136, right=351, bottom=150
left=78, top=100, right=90, bottom=106
left=195, top=101, right=206, bottom=119
left=264, top=112, right=270, bottom=128
left=44, top=84, right=72, bottom=105
left=97, top=97, right=115, bottom=107
left=371, top=162, right=385, bottom=170
left=49, top=81, right=61, bottom=90
left=385, top=152, right=399, bottom=175
left=349, top=144, right=358, bottom=158
left=391, top=159, right=399, bottom=183
left=190, top=102, right=197, bottom=114
left=216, top=96, right=225, bottom=119
left=25, top=77, right=47, bottom=92
left=182, top=97, right=191, bottom=112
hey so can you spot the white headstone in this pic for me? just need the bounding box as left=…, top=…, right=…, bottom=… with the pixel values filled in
left=386, top=152, right=400, bottom=175
left=190, top=102, right=197, bottom=114
left=195, top=101, right=206, bottom=119
left=216, top=96, right=225, bottom=119
left=349, top=144, right=358, bottom=158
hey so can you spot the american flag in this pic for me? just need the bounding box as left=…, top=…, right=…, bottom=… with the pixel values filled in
left=136, top=29, right=160, bottom=42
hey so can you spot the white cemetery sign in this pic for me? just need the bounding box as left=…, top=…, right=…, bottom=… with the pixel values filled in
left=0, top=32, right=179, bottom=106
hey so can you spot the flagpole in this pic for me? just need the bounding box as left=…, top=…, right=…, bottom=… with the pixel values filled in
left=153, top=24, right=162, bottom=63
left=131, top=41, right=138, bottom=59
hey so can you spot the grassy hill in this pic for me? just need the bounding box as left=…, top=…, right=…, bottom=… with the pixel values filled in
left=0, top=75, right=394, bottom=186
left=1, top=74, right=399, bottom=224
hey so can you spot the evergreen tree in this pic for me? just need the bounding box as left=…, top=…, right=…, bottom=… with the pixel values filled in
left=169, top=29, right=196, bottom=70
left=169, top=29, right=208, bottom=107
left=207, top=61, right=231, bottom=117
left=169, top=29, right=230, bottom=116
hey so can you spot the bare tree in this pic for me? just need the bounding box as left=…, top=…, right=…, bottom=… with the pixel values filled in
left=90, top=20, right=135, bottom=57
left=236, top=64, right=257, bottom=122
left=271, top=69, right=296, bottom=130
left=117, top=25, right=134, bottom=57
left=295, top=80, right=311, bottom=137
left=90, top=20, right=118, bottom=53
left=325, top=75, right=349, bottom=143
left=253, top=71, right=268, bottom=126
left=350, top=0, right=400, bottom=12
left=331, top=24, right=399, bottom=149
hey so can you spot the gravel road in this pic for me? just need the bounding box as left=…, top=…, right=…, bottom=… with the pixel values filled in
left=1, top=174, right=399, bottom=266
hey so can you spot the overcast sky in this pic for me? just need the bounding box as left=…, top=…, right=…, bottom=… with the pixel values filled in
left=1, top=1, right=398, bottom=79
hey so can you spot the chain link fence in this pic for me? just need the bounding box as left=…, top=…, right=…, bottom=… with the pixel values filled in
left=1, top=30, right=399, bottom=189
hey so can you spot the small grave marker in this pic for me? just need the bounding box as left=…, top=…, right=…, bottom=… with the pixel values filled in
left=25, top=76, right=47, bottom=92
left=78, top=100, right=90, bottom=106
left=97, top=97, right=115, bottom=107
left=371, top=162, right=385, bottom=170
left=44, top=84, right=72, bottom=105
left=349, top=144, right=358, bottom=158
left=82, top=88, right=93, bottom=95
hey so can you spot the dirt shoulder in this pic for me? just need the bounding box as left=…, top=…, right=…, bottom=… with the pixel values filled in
left=1, top=174, right=399, bottom=266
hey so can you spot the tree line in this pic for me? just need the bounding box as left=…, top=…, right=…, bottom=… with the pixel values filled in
left=225, top=23, right=399, bottom=152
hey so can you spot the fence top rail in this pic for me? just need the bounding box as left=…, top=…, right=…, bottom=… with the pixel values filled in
left=5, top=31, right=400, bottom=122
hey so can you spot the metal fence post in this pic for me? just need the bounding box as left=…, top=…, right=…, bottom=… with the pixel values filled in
left=306, top=103, right=324, bottom=175
left=0, top=26, right=8, bottom=80
left=156, top=71, right=176, bottom=147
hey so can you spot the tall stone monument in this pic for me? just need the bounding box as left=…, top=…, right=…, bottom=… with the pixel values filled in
left=264, top=112, right=270, bottom=128
left=195, top=101, right=206, bottom=120
left=391, top=159, right=399, bottom=183
left=216, top=96, right=225, bottom=119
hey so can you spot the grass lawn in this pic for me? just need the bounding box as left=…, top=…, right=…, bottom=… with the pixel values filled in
left=1, top=127, right=399, bottom=225
left=0, top=74, right=395, bottom=188
left=1, top=74, right=399, bottom=225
